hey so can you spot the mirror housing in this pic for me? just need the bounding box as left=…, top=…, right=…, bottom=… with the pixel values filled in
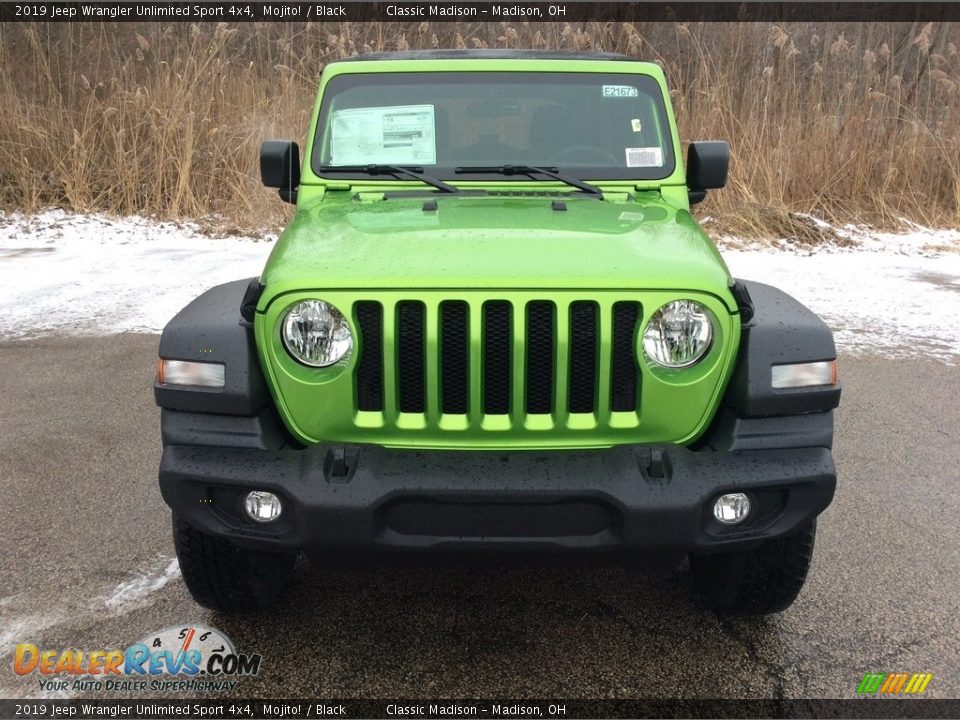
left=260, top=140, right=300, bottom=204
left=686, top=141, right=729, bottom=205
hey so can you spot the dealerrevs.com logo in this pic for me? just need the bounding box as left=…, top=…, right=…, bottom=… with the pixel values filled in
left=13, top=625, right=261, bottom=693
left=856, top=672, right=933, bottom=696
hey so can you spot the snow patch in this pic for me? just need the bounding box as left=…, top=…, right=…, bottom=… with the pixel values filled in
left=716, top=214, right=960, bottom=255
left=0, top=558, right=181, bottom=649
left=714, top=215, right=960, bottom=362
left=103, top=557, right=182, bottom=613
left=2, top=209, right=960, bottom=362
left=0, top=558, right=182, bottom=698
left=0, top=209, right=273, bottom=338
left=723, top=250, right=960, bottom=362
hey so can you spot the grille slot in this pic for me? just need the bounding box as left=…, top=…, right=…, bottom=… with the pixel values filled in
left=610, top=301, right=641, bottom=412
left=568, top=301, right=598, bottom=413
left=397, top=301, right=426, bottom=413
left=440, top=301, right=469, bottom=414
left=483, top=301, right=512, bottom=415
left=525, top=301, right=555, bottom=414
left=355, top=301, right=384, bottom=411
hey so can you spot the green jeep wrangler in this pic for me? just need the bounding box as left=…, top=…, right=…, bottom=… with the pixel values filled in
left=154, top=50, right=840, bottom=616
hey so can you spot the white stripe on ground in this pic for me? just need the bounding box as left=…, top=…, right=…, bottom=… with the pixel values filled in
left=102, top=557, right=182, bottom=614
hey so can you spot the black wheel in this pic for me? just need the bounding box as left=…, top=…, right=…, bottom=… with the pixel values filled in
left=689, top=521, right=817, bottom=616
left=172, top=514, right=296, bottom=612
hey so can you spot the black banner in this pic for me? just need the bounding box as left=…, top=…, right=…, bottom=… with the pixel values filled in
left=3, top=699, right=960, bottom=719
left=2, top=1, right=960, bottom=23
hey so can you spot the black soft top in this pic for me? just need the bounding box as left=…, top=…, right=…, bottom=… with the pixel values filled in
left=331, top=49, right=636, bottom=63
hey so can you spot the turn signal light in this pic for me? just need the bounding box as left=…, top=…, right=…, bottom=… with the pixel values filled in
left=771, top=360, right=837, bottom=389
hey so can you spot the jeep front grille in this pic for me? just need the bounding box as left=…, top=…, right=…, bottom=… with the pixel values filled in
left=353, top=298, right=642, bottom=425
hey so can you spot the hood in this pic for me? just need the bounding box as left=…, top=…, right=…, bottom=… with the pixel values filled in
left=259, top=194, right=736, bottom=309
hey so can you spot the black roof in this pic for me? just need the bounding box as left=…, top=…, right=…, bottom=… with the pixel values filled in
left=332, top=50, right=636, bottom=63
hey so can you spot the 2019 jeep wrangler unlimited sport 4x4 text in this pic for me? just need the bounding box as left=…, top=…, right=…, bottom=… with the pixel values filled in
left=154, top=50, right=840, bottom=616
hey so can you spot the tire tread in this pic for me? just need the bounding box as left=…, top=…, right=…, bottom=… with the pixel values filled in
left=172, top=514, right=295, bottom=612
left=690, top=521, right=817, bottom=616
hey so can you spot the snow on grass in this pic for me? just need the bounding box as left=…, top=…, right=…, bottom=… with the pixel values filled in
left=714, top=214, right=960, bottom=254
left=716, top=219, right=960, bottom=363
left=2, top=209, right=959, bottom=362
left=0, top=209, right=273, bottom=338
left=722, top=248, right=960, bottom=363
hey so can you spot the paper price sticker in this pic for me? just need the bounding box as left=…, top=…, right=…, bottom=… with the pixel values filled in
left=625, top=147, right=664, bottom=167
left=330, top=105, right=436, bottom=165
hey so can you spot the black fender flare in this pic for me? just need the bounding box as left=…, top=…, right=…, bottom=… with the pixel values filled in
left=724, top=280, right=842, bottom=417
left=154, top=279, right=268, bottom=416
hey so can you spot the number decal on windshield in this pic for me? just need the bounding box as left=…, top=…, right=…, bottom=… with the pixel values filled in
left=602, top=85, right=638, bottom=98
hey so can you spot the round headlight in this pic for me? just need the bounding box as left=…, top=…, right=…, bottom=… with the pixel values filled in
left=281, top=300, right=353, bottom=367
left=642, top=300, right=713, bottom=368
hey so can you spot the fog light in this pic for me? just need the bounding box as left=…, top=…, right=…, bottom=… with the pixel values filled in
left=713, top=493, right=751, bottom=525
left=244, top=491, right=282, bottom=523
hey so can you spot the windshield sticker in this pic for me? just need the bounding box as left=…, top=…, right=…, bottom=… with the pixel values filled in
left=631, top=119, right=643, bottom=132
left=625, top=147, right=664, bottom=168
left=602, top=85, right=638, bottom=98
left=330, top=105, right=436, bottom=165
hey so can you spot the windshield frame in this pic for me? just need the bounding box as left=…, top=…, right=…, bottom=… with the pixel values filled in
left=308, top=69, right=678, bottom=185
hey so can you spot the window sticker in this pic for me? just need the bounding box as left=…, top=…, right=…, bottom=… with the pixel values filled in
left=602, top=85, right=638, bottom=98
left=625, top=147, right=664, bottom=167
left=631, top=119, right=643, bottom=132
left=330, top=105, right=436, bottom=165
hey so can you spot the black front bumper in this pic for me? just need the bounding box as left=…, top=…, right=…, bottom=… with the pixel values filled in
left=159, top=439, right=836, bottom=555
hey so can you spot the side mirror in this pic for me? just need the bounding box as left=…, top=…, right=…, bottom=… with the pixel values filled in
left=686, top=141, right=729, bottom=205
left=260, top=140, right=300, bottom=204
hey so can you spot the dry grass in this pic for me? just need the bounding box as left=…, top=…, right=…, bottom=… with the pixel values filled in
left=1, top=21, right=958, bottom=238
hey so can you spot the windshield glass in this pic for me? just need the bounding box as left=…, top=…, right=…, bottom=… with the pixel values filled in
left=312, top=71, right=676, bottom=181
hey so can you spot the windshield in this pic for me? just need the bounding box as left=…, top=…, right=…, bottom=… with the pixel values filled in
left=311, top=71, right=676, bottom=182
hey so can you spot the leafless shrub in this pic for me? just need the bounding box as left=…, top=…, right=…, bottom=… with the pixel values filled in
left=0, top=21, right=957, bottom=236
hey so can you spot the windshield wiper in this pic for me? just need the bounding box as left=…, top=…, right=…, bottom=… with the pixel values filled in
left=317, top=164, right=459, bottom=194
left=455, top=165, right=603, bottom=196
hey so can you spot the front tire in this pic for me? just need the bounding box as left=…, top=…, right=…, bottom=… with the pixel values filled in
left=172, top=514, right=296, bottom=612
left=690, top=521, right=817, bottom=616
